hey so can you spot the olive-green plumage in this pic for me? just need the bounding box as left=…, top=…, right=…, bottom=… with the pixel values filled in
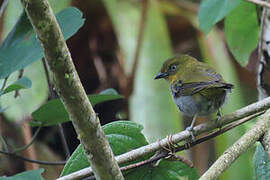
left=154, top=55, right=233, bottom=133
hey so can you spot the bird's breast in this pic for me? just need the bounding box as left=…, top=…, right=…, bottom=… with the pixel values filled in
left=170, top=86, right=228, bottom=117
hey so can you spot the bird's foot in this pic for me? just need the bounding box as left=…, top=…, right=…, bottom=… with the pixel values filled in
left=216, top=110, right=222, bottom=129
left=186, top=126, right=195, bottom=141
left=158, top=135, right=178, bottom=157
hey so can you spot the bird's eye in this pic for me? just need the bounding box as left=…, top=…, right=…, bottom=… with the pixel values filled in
left=170, top=64, right=177, bottom=71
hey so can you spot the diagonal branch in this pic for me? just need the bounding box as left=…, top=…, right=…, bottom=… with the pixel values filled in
left=20, top=0, right=123, bottom=179
left=246, top=0, right=270, bottom=9
left=58, top=97, right=270, bottom=180
left=200, top=109, right=270, bottom=180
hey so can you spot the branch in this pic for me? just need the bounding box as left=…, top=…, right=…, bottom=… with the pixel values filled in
left=58, top=97, right=270, bottom=180
left=42, top=58, right=70, bottom=158
left=0, top=149, right=66, bottom=165
left=85, top=111, right=262, bottom=180
left=126, top=0, right=148, bottom=97
left=20, top=0, right=123, bottom=179
left=200, top=109, right=270, bottom=180
left=246, top=0, right=270, bottom=9
left=257, top=0, right=270, bottom=158
left=12, top=125, right=41, bottom=153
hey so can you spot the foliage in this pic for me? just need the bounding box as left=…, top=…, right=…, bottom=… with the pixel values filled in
left=0, top=76, right=31, bottom=96
left=0, top=0, right=266, bottom=179
left=225, top=1, right=259, bottom=66
left=0, top=169, right=44, bottom=180
left=0, top=7, right=84, bottom=79
left=61, top=121, right=198, bottom=180
left=31, top=94, right=123, bottom=126
left=253, top=144, right=270, bottom=180
left=198, top=0, right=241, bottom=34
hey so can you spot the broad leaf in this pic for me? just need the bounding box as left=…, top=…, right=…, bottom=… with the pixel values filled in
left=253, top=144, right=270, bottom=180
left=225, top=1, right=259, bottom=66
left=1, top=76, right=32, bottom=95
left=60, top=121, right=198, bottom=179
left=124, top=160, right=198, bottom=180
left=198, top=0, right=241, bottom=34
left=0, top=7, right=84, bottom=79
left=60, top=121, right=149, bottom=176
left=31, top=94, right=123, bottom=126
left=1, top=61, right=48, bottom=121
left=0, top=169, right=44, bottom=180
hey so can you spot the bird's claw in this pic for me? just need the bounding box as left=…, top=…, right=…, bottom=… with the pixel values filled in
left=186, top=126, right=195, bottom=141
left=158, top=135, right=178, bottom=157
left=216, top=110, right=222, bottom=129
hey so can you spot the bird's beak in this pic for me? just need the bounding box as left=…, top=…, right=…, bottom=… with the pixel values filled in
left=154, top=72, right=168, bottom=79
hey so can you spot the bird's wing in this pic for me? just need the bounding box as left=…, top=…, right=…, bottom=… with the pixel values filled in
left=172, top=81, right=233, bottom=96
left=172, top=64, right=233, bottom=96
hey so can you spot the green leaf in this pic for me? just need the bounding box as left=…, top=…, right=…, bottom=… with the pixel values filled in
left=253, top=144, right=270, bottom=180
left=2, top=76, right=32, bottom=95
left=99, top=88, right=119, bottom=95
left=1, top=61, right=48, bottom=121
left=225, top=1, right=259, bottom=66
left=31, top=94, right=123, bottom=126
left=124, top=160, right=198, bottom=180
left=198, top=0, right=241, bottom=34
left=60, top=121, right=198, bottom=179
left=0, top=7, right=84, bottom=79
left=0, top=169, right=44, bottom=180
left=60, top=121, right=149, bottom=176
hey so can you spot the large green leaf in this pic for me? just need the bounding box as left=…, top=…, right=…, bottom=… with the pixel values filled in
left=60, top=121, right=198, bottom=180
left=225, top=1, right=259, bottom=66
left=1, top=76, right=32, bottom=96
left=253, top=144, right=270, bottom=180
left=60, top=121, right=149, bottom=176
left=0, top=169, right=44, bottom=180
left=31, top=94, right=123, bottom=126
left=103, top=0, right=181, bottom=142
left=0, top=7, right=84, bottom=79
left=198, top=0, right=241, bottom=34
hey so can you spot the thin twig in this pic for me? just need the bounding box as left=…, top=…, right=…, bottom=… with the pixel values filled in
left=0, top=134, right=9, bottom=152
left=58, top=124, right=70, bottom=158
left=42, top=58, right=70, bottom=158
left=200, top=109, right=270, bottom=180
left=12, top=125, right=41, bottom=153
left=0, top=0, right=8, bottom=18
left=0, top=77, right=8, bottom=91
left=0, top=149, right=66, bottom=165
left=247, top=0, right=270, bottom=9
left=127, top=0, right=148, bottom=97
left=42, top=58, right=56, bottom=98
left=14, top=69, right=24, bottom=98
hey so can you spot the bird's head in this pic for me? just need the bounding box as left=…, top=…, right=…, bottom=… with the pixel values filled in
left=154, top=55, right=195, bottom=83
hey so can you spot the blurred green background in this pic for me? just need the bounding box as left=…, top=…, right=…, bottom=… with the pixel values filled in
left=0, top=0, right=259, bottom=179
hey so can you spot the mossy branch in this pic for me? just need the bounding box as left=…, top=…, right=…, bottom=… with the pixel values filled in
left=20, top=0, right=123, bottom=179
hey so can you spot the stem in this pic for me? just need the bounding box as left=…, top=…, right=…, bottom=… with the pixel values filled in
left=200, top=109, right=270, bottom=180
left=58, top=97, right=270, bottom=180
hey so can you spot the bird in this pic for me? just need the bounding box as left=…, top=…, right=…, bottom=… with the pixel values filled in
left=154, top=55, right=233, bottom=139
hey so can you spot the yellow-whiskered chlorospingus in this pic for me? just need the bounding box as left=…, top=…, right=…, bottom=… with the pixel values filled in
left=154, top=55, right=233, bottom=139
